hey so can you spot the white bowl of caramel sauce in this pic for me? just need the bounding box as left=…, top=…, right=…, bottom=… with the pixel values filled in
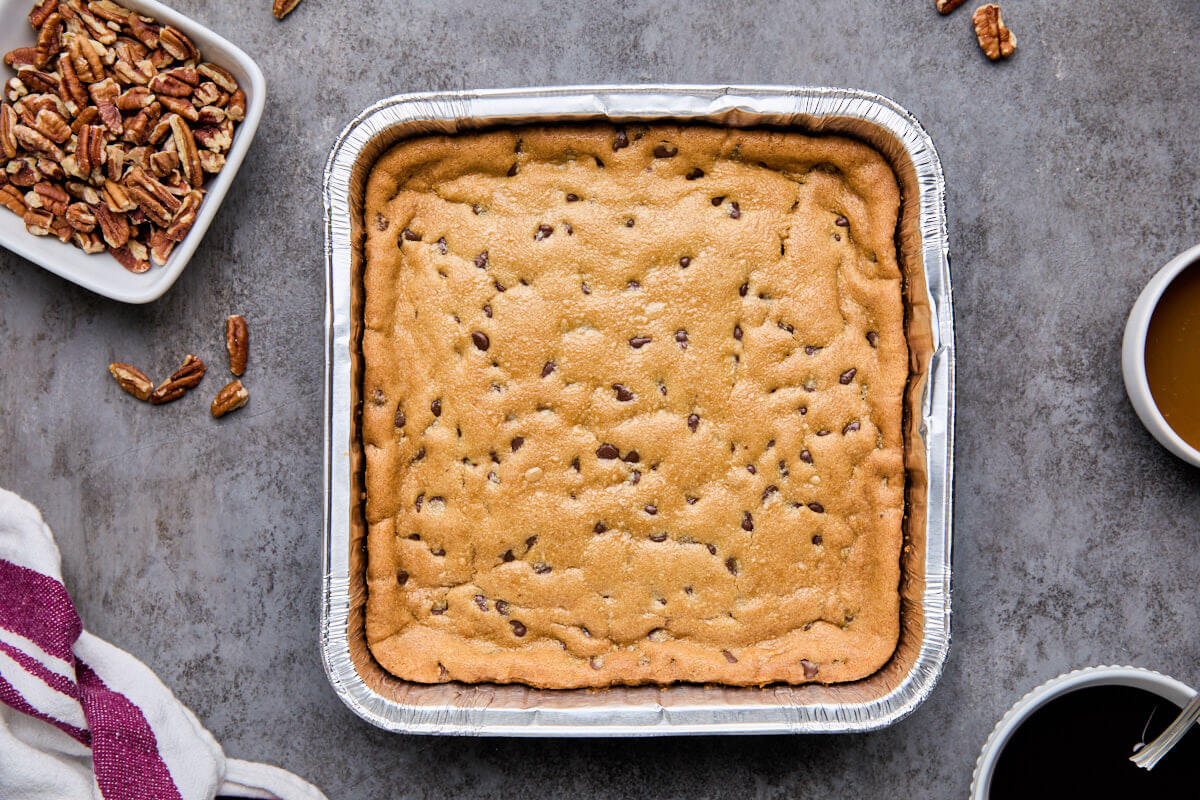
left=1123, top=243, right=1200, bottom=468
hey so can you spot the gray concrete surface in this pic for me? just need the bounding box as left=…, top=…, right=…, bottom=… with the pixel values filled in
left=3, top=0, right=1200, bottom=797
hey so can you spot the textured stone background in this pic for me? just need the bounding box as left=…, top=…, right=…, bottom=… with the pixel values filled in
left=3, top=1, right=1200, bottom=796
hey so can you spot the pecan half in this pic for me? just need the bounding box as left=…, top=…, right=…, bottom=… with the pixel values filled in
left=157, top=26, right=197, bottom=61
left=13, top=123, right=62, bottom=159
left=197, top=62, right=237, bottom=93
left=164, top=189, right=199, bottom=241
left=150, top=353, right=205, bottom=404
left=32, top=108, right=70, bottom=143
left=33, top=181, right=69, bottom=214
left=973, top=4, right=1016, bottom=60
left=23, top=207, right=53, bottom=235
left=210, top=380, right=248, bottom=418
left=29, top=0, right=59, bottom=28
left=92, top=201, right=129, bottom=247
left=0, top=106, right=17, bottom=159
left=0, top=184, right=27, bottom=216
left=74, top=124, right=106, bottom=176
left=936, top=0, right=967, bottom=12
left=108, top=241, right=148, bottom=272
left=272, top=0, right=303, bottom=19
left=225, top=315, right=248, bottom=375
left=108, top=362, right=153, bottom=401
left=65, top=201, right=95, bottom=230
left=170, top=115, right=201, bottom=188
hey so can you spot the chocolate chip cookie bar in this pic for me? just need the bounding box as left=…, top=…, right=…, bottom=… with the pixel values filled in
left=361, top=124, right=907, bottom=688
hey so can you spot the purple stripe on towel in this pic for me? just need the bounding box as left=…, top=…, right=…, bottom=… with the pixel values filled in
left=0, top=672, right=90, bottom=745
left=0, top=559, right=81, bottom=663
left=0, top=639, right=79, bottom=700
left=77, top=660, right=183, bottom=800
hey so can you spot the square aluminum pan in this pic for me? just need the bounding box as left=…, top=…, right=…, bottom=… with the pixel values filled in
left=322, top=85, right=954, bottom=736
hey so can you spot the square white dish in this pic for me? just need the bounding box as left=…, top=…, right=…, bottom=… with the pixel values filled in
left=0, top=0, right=265, bottom=303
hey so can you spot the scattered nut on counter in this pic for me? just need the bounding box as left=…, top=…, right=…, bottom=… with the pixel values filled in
left=148, top=353, right=204, bottom=404
left=210, top=379, right=248, bottom=417
left=973, top=4, right=1016, bottom=60
left=225, top=313, right=247, bottom=375
left=107, top=360, right=152, bottom=400
left=935, top=0, right=967, bottom=14
left=1, top=0, right=245, bottom=271
left=272, top=0, right=302, bottom=20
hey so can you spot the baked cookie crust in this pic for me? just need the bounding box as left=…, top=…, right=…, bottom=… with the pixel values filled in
left=361, top=124, right=906, bottom=688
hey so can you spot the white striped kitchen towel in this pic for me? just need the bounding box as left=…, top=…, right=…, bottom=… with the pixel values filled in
left=0, top=488, right=327, bottom=800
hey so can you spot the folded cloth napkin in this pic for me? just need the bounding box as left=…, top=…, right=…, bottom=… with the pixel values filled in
left=0, top=488, right=327, bottom=800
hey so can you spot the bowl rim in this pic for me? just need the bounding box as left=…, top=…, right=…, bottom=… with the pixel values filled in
left=1121, top=243, right=1200, bottom=467
left=969, top=665, right=1196, bottom=799
left=0, top=0, right=266, bottom=304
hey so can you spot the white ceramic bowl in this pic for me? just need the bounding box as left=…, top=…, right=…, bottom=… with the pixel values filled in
left=0, top=0, right=264, bottom=303
left=970, top=665, right=1195, bottom=799
left=1122, top=243, right=1200, bottom=467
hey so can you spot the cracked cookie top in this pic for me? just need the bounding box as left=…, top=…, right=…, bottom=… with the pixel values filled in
left=361, top=123, right=906, bottom=688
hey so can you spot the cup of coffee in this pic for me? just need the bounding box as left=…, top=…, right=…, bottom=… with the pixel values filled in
left=1123, top=243, right=1200, bottom=467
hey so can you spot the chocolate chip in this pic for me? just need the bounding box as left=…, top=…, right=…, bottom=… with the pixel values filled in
left=644, top=504, right=658, bottom=515
left=566, top=193, right=579, bottom=202
left=613, top=130, right=629, bottom=150
left=510, top=620, right=526, bottom=636
left=622, top=450, right=640, bottom=463
left=808, top=502, right=825, bottom=513
left=495, top=280, right=506, bottom=292
left=394, top=409, right=406, bottom=428
left=767, top=439, right=775, bottom=448
left=707, top=543, right=717, bottom=554
left=630, top=470, right=641, bottom=484
left=534, top=224, right=554, bottom=241
left=801, top=659, right=819, bottom=679
left=729, top=201, right=740, bottom=219
left=711, top=196, right=725, bottom=207
left=649, top=532, right=667, bottom=542
left=725, top=557, right=738, bottom=575
left=687, top=413, right=699, bottom=433
left=596, top=443, right=619, bottom=459
left=427, top=399, right=441, bottom=418
left=817, top=429, right=830, bottom=436
left=435, top=237, right=447, bottom=254
left=798, top=406, right=808, bottom=416
left=536, top=360, right=555, bottom=379
left=803, top=621, right=814, bottom=630
left=832, top=233, right=841, bottom=241
left=564, top=222, right=574, bottom=235
left=762, top=485, right=778, bottom=502
left=686, top=167, right=704, bottom=180
left=629, top=335, right=652, bottom=348
left=430, top=546, right=445, bottom=557
left=471, top=331, right=490, bottom=351
left=581, top=282, right=591, bottom=295
left=679, top=256, right=691, bottom=268
left=594, top=521, right=607, bottom=533
left=474, top=251, right=489, bottom=269
left=502, top=549, right=515, bottom=562
left=431, top=602, right=447, bottom=615
left=779, top=459, right=789, bottom=477
left=525, top=535, right=537, bottom=548
left=840, top=368, right=856, bottom=384
left=805, top=345, right=821, bottom=356
left=402, top=228, right=421, bottom=242
left=474, top=595, right=488, bottom=611
left=836, top=215, right=849, bottom=227
left=799, top=449, right=813, bottom=464
left=375, top=213, right=389, bottom=231
left=625, top=218, right=635, bottom=227
left=688, top=496, right=699, bottom=505
left=627, top=279, right=640, bottom=289
left=739, top=283, right=748, bottom=297
left=569, top=456, right=580, bottom=472
left=722, top=650, right=738, bottom=663
left=534, top=563, right=552, bottom=574
left=653, top=143, right=677, bottom=158
left=411, top=447, right=426, bottom=463
left=472, top=204, right=483, bottom=215
left=674, top=329, right=688, bottom=349
left=867, top=331, right=879, bottom=348
left=482, top=305, right=493, bottom=320
left=659, top=381, right=668, bottom=396
left=496, top=600, right=509, bottom=615
left=397, top=570, right=408, bottom=585
left=614, top=383, right=634, bottom=402
left=843, top=421, right=861, bottom=434
left=810, top=535, right=821, bottom=547
left=507, top=162, right=518, bottom=177
left=778, top=321, right=794, bottom=333
left=733, top=325, right=743, bottom=340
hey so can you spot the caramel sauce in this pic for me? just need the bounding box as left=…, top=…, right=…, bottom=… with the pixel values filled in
left=1145, top=262, right=1200, bottom=450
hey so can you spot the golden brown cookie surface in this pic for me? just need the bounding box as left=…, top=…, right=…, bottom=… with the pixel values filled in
left=362, top=124, right=906, bottom=688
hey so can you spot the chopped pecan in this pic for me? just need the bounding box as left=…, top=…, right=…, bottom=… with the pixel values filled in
left=89, top=78, right=122, bottom=133
left=170, top=115, right=201, bottom=188
left=198, top=150, right=224, bottom=174
left=55, top=53, right=88, bottom=110
left=147, top=71, right=191, bottom=97
left=32, top=108, right=70, bottom=143
left=157, top=26, right=197, bottom=61
left=33, top=181, right=69, bottom=215
left=108, top=362, right=153, bottom=401
left=4, top=47, right=38, bottom=69
left=74, top=124, right=106, bottom=175
left=196, top=62, right=237, bottom=93
left=936, top=0, right=967, bottom=11
left=225, top=89, right=245, bottom=122
left=5, top=78, right=29, bottom=103
left=126, top=165, right=179, bottom=211
left=158, top=94, right=198, bottom=121
left=108, top=241, right=148, bottom=272
left=273, top=0, right=302, bottom=19
left=127, top=14, right=159, bottom=49
left=88, top=0, right=130, bottom=24
left=164, top=188, right=199, bottom=241
left=91, top=201, right=129, bottom=247
left=0, top=106, right=17, bottom=159
left=149, top=354, right=205, bottom=404
left=196, top=105, right=225, bottom=125
left=111, top=37, right=149, bottom=64
left=65, top=180, right=100, bottom=204
left=225, top=315, right=248, bottom=375
left=0, top=184, right=26, bottom=216
left=116, top=86, right=154, bottom=111
left=74, top=4, right=116, bottom=44
left=65, top=201, right=95, bottom=231
left=68, top=105, right=98, bottom=133
left=35, top=157, right=64, bottom=181
left=210, top=380, right=248, bottom=418
left=72, top=229, right=103, bottom=252
left=7, top=158, right=38, bottom=187
left=103, top=144, right=124, bottom=181
left=148, top=149, right=178, bottom=177
left=192, top=81, right=221, bottom=107
left=192, top=121, right=231, bottom=152
left=148, top=227, right=174, bottom=265
left=15, top=67, right=58, bottom=95
left=49, top=214, right=72, bottom=242
left=162, top=66, right=198, bottom=86
left=13, top=123, right=63, bottom=159
left=973, top=4, right=1016, bottom=60
left=101, top=178, right=135, bottom=212
left=34, top=12, right=64, bottom=68
left=147, top=111, right=174, bottom=144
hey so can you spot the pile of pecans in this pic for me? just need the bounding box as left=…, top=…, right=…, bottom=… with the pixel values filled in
left=0, top=0, right=244, bottom=272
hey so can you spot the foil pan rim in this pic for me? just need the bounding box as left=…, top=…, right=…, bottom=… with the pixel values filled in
left=322, top=85, right=954, bottom=735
